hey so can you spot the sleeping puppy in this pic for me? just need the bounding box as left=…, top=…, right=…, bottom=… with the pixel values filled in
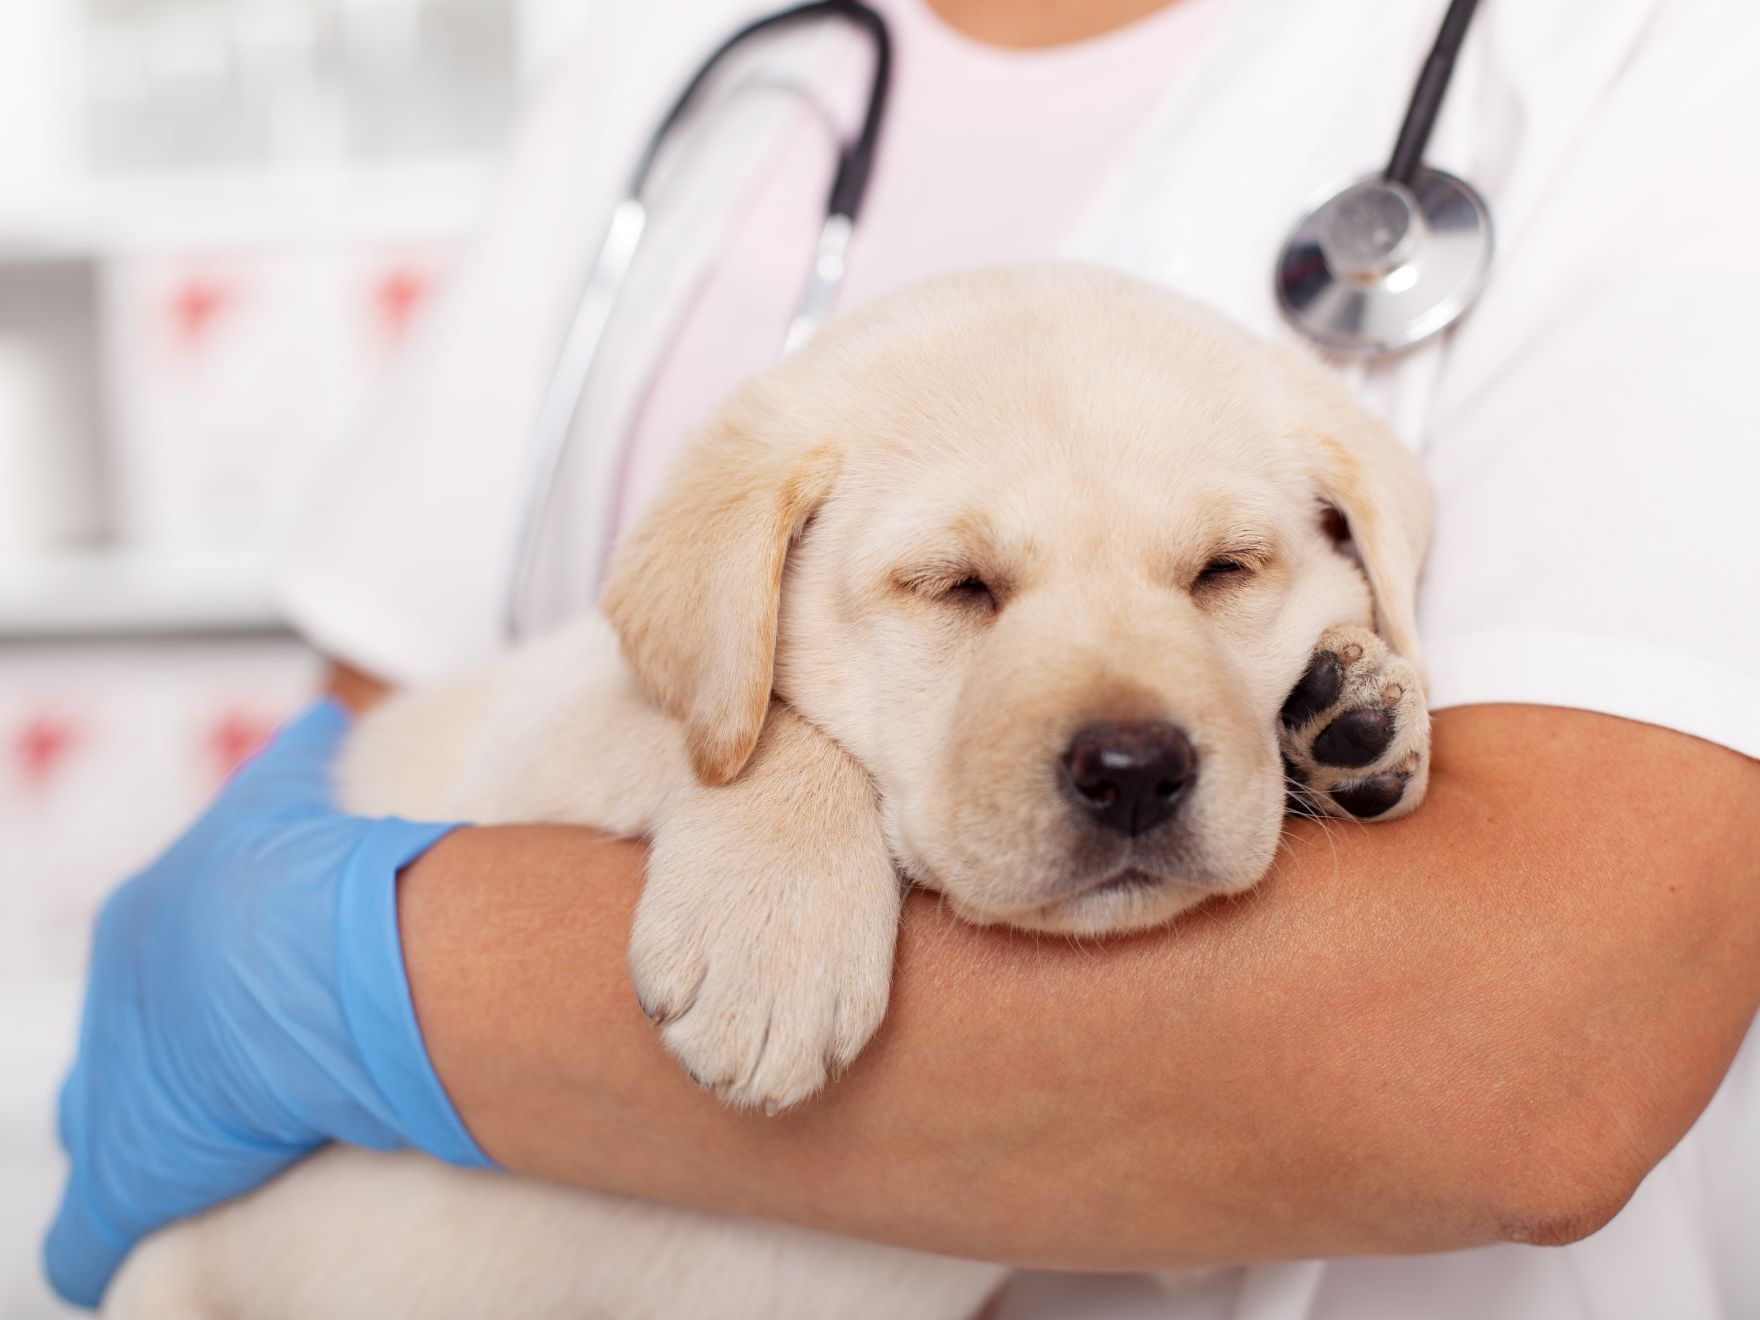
left=105, top=263, right=1432, bottom=1320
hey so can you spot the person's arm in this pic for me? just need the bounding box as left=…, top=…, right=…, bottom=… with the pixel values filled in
left=335, top=662, right=1760, bottom=1269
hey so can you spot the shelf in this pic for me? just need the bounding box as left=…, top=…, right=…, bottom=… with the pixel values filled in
left=0, top=161, right=490, bottom=263
left=0, top=548, right=293, bottom=641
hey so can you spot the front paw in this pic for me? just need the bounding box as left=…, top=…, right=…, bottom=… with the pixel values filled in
left=628, top=718, right=901, bottom=1113
left=1279, top=624, right=1430, bottom=820
left=630, top=830, right=898, bottom=1113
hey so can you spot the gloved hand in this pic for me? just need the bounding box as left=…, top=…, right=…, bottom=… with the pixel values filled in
left=44, top=700, right=489, bottom=1309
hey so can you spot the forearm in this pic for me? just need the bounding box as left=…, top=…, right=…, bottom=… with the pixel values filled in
left=395, top=706, right=1760, bottom=1269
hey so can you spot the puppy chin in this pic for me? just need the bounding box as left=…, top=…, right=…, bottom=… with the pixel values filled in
left=918, top=822, right=1281, bottom=938
left=997, top=876, right=1220, bottom=937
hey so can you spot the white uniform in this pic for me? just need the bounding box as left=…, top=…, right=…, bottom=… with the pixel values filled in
left=278, top=2, right=1760, bottom=1316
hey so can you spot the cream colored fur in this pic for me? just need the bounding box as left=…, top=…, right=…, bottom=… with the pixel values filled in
left=105, top=264, right=1432, bottom=1320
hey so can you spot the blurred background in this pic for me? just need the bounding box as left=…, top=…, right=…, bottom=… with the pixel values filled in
left=0, top=2, right=584, bottom=1311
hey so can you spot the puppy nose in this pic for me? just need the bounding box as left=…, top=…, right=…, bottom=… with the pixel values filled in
left=1059, top=722, right=1197, bottom=837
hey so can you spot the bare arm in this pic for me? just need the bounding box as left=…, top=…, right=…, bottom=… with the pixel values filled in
left=332, top=662, right=1760, bottom=1269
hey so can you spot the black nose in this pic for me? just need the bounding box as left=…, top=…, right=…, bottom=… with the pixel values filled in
left=1059, top=722, right=1197, bottom=837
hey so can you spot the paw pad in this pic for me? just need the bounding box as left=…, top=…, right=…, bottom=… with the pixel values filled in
left=1311, top=706, right=1395, bottom=769
left=1329, top=773, right=1408, bottom=819
left=1280, top=653, right=1344, bottom=727
left=1279, top=625, right=1430, bottom=822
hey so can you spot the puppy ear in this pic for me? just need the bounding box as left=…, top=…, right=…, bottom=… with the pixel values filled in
left=1312, top=414, right=1432, bottom=670
left=601, top=396, right=839, bottom=786
left=1266, top=346, right=1432, bottom=665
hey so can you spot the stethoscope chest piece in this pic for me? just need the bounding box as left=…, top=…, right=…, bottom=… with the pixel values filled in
left=1275, top=165, right=1492, bottom=357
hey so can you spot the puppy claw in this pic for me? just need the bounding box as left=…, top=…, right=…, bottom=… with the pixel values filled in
left=636, top=966, right=704, bottom=1027
left=1281, top=625, right=1430, bottom=821
left=680, top=1062, right=715, bottom=1091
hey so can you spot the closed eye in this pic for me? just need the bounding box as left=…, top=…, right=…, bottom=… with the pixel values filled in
left=944, top=575, right=997, bottom=609
left=1193, top=556, right=1252, bottom=591
left=1191, top=537, right=1274, bottom=593
left=892, top=563, right=1002, bottom=613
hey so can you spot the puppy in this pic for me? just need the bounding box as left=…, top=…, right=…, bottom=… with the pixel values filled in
left=104, top=263, right=1432, bottom=1320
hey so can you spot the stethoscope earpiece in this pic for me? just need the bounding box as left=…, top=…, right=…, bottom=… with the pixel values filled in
left=1274, top=166, right=1492, bottom=357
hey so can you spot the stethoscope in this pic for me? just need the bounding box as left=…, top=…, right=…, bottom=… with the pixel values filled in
left=507, top=0, right=1489, bottom=637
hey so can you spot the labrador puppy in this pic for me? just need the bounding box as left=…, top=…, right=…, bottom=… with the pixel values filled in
left=105, top=263, right=1432, bottom=1320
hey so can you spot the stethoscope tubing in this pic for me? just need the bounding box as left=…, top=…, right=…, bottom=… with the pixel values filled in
left=1384, top=0, right=1482, bottom=186
left=630, top=0, right=892, bottom=222
left=505, top=0, right=892, bottom=638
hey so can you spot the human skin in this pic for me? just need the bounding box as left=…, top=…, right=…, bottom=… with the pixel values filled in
left=332, top=655, right=1760, bottom=1269
left=927, top=0, right=1182, bottom=48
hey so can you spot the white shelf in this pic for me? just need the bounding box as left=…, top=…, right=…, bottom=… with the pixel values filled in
left=0, top=549, right=291, bottom=640
left=0, top=160, right=490, bottom=263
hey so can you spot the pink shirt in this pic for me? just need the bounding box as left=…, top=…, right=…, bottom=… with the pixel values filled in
left=610, top=0, right=1228, bottom=533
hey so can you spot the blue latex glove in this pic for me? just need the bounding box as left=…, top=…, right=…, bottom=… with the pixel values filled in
left=44, top=700, right=489, bottom=1309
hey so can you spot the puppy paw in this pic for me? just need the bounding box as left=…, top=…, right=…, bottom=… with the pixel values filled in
left=1279, top=625, right=1430, bottom=821
left=629, top=711, right=901, bottom=1113
left=630, top=825, right=898, bottom=1113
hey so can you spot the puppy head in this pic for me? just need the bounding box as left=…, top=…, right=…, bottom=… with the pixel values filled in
left=605, top=264, right=1429, bottom=934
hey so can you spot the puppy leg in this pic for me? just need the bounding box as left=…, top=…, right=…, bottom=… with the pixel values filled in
left=1279, top=624, right=1431, bottom=821
left=340, top=613, right=689, bottom=837
left=107, top=1147, right=1005, bottom=1320
left=630, top=705, right=901, bottom=1112
left=103, top=1228, right=219, bottom=1320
